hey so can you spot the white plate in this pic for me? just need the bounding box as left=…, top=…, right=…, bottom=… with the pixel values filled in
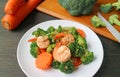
left=17, top=20, right=104, bottom=77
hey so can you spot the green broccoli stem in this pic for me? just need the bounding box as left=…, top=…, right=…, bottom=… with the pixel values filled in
left=91, top=15, right=106, bottom=27
left=109, top=14, right=120, bottom=26
left=112, top=0, right=120, bottom=10
left=113, top=19, right=120, bottom=26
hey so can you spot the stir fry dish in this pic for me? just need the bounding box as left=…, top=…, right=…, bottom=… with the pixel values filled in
left=28, top=25, right=94, bottom=74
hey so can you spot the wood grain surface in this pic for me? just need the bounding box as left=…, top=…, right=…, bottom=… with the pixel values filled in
left=36, top=0, right=120, bottom=43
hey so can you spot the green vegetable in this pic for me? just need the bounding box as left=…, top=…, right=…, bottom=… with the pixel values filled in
left=30, top=42, right=39, bottom=58
left=47, top=44, right=55, bottom=53
left=30, top=42, right=38, bottom=48
left=68, top=42, right=76, bottom=54
left=76, top=35, right=87, bottom=49
left=47, top=26, right=55, bottom=33
left=68, top=42, right=85, bottom=57
left=30, top=47, right=39, bottom=58
left=59, top=60, right=74, bottom=74
left=112, top=0, right=120, bottom=10
left=47, top=34, right=55, bottom=44
left=51, top=60, right=61, bottom=69
left=91, top=15, right=106, bottom=27
left=109, top=14, right=120, bottom=26
left=75, top=44, right=85, bottom=57
left=81, top=50, right=94, bottom=65
left=68, top=27, right=78, bottom=39
left=58, top=0, right=97, bottom=16
left=32, top=28, right=47, bottom=37
left=100, top=3, right=112, bottom=13
left=57, top=25, right=63, bottom=33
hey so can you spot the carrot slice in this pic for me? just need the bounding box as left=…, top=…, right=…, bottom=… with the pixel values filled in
left=54, top=32, right=66, bottom=40
left=76, top=28, right=86, bottom=38
left=71, top=57, right=82, bottom=67
left=35, top=52, right=53, bottom=70
left=4, top=0, right=27, bottom=15
left=28, top=37, right=37, bottom=42
left=39, top=48, right=46, bottom=53
left=2, top=0, right=43, bottom=30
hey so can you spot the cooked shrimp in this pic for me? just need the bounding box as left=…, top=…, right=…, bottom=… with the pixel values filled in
left=53, top=42, right=71, bottom=63
left=37, top=36, right=50, bottom=49
left=61, top=34, right=75, bottom=46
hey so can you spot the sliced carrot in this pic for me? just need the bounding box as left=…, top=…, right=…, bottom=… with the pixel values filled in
left=54, top=32, right=66, bottom=40
left=4, top=0, right=27, bottom=15
left=28, top=37, right=37, bottom=42
left=39, top=48, right=46, bottom=53
left=76, top=28, right=86, bottom=38
left=71, top=57, right=82, bottom=67
left=2, top=0, right=43, bottom=30
left=35, top=52, right=53, bottom=70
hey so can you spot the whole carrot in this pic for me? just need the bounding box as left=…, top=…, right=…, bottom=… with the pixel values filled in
left=2, top=0, right=43, bottom=30
left=4, top=0, right=27, bottom=15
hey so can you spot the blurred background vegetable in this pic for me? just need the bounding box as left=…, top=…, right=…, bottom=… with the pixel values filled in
left=2, top=0, right=43, bottom=30
left=91, top=15, right=106, bottom=27
left=100, top=3, right=112, bottom=13
left=4, top=0, right=27, bottom=15
left=58, top=0, right=97, bottom=16
left=112, top=0, right=120, bottom=10
left=109, top=14, right=120, bottom=26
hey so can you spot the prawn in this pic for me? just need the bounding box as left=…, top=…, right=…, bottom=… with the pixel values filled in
left=60, top=34, right=75, bottom=46
left=36, top=36, right=50, bottom=49
left=53, top=42, right=71, bottom=63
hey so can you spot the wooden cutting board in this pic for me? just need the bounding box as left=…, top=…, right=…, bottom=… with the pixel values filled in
left=36, top=0, right=120, bottom=43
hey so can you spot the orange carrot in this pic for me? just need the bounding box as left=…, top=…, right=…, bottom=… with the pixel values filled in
left=2, top=0, right=43, bottom=30
left=4, top=0, right=27, bottom=15
left=76, top=28, right=86, bottom=38
left=28, top=37, right=37, bottom=42
left=35, top=52, right=53, bottom=70
left=71, top=57, right=82, bottom=67
left=39, top=48, right=46, bottom=53
left=54, top=32, right=67, bottom=40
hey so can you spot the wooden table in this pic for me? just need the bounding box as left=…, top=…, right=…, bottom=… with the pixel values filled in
left=0, top=0, right=120, bottom=77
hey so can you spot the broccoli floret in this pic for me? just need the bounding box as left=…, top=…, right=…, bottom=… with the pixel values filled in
left=76, top=35, right=87, bottom=49
left=91, top=15, right=106, bottom=27
left=59, top=60, right=74, bottom=74
left=112, top=0, right=120, bottom=10
left=30, top=47, right=39, bottom=58
left=47, top=26, right=55, bottom=33
left=109, top=14, right=120, bottom=26
left=100, top=3, right=112, bottom=13
left=47, top=44, right=55, bottom=53
left=68, top=42, right=85, bottom=57
left=68, top=42, right=76, bottom=54
left=30, top=42, right=39, bottom=58
left=32, top=28, right=47, bottom=37
left=51, top=60, right=61, bottom=69
left=57, top=25, right=63, bottom=33
left=81, top=50, right=94, bottom=65
left=58, top=0, right=97, bottom=16
left=75, top=44, right=85, bottom=57
left=30, top=42, right=38, bottom=48
left=68, top=27, right=78, bottom=39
